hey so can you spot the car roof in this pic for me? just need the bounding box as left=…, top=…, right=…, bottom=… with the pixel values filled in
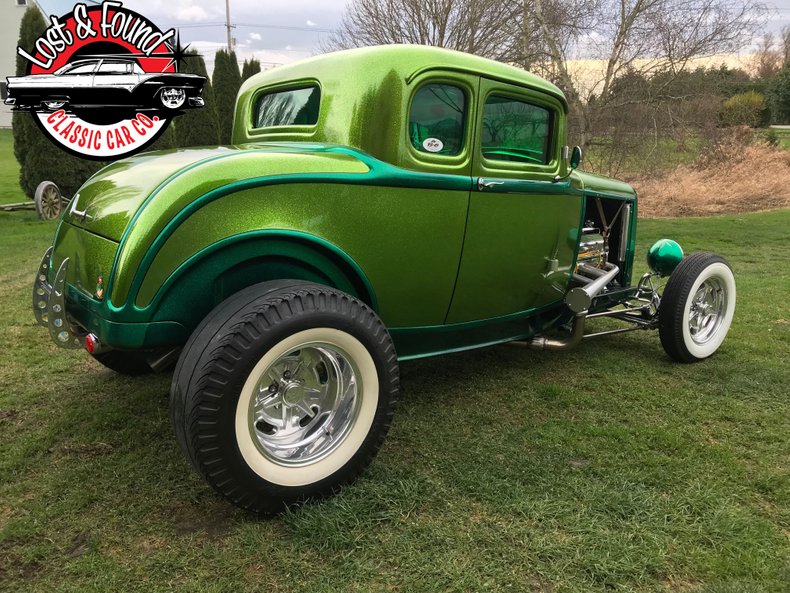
left=66, top=57, right=135, bottom=66
left=239, top=44, right=567, bottom=108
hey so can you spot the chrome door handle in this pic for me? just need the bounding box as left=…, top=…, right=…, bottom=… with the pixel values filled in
left=477, top=178, right=505, bottom=191
left=69, top=193, right=92, bottom=222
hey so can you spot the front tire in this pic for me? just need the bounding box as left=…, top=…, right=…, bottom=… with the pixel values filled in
left=658, top=252, right=736, bottom=362
left=170, top=281, right=399, bottom=514
left=159, top=87, right=186, bottom=110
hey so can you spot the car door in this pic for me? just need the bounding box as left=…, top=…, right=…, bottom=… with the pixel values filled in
left=57, top=61, right=98, bottom=105
left=91, top=60, right=139, bottom=105
left=445, top=78, right=582, bottom=323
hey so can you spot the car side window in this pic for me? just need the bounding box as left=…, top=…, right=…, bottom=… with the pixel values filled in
left=97, top=62, right=128, bottom=75
left=65, top=63, right=97, bottom=75
left=253, top=86, right=320, bottom=128
left=409, top=84, right=466, bottom=156
left=481, top=95, right=552, bottom=165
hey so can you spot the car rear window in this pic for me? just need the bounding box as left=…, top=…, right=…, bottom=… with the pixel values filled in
left=481, top=95, right=552, bottom=165
left=252, top=85, right=321, bottom=128
left=408, top=83, right=466, bottom=156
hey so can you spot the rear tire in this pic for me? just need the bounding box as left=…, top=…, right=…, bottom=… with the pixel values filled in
left=658, top=252, right=736, bottom=363
left=169, top=281, right=399, bottom=514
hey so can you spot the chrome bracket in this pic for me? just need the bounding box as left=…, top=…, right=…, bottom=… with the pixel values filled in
left=48, top=258, right=84, bottom=348
left=32, top=246, right=53, bottom=327
left=32, top=248, right=84, bottom=349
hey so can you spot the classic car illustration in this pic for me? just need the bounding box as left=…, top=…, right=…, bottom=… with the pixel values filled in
left=32, top=45, right=736, bottom=513
left=5, top=57, right=205, bottom=113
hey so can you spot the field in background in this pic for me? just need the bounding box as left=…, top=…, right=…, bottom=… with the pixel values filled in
left=633, top=142, right=790, bottom=217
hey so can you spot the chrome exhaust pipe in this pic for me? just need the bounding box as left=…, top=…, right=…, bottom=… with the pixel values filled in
left=525, top=263, right=620, bottom=351
left=528, top=312, right=587, bottom=350
left=564, top=263, right=620, bottom=314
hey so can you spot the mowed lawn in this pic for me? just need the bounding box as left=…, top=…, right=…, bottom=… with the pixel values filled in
left=0, top=129, right=27, bottom=206
left=0, top=156, right=788, bottom=590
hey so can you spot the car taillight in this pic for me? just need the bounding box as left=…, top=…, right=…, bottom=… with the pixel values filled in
left=85, top=333, right=99, bottom=354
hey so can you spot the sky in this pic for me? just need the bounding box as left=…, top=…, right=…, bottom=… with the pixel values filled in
left=36, top=0, right=349, bottom=71
left=35, top=0, right=790, bottom=74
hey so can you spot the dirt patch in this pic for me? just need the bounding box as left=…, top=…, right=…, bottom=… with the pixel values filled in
left=66, top=533, right=90, bottom=558
left=630, top=143, right=790, bottom=218
left=172, top=503, right=236, bottom=541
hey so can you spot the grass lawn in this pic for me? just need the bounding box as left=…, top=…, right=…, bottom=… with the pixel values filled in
left=0, top=129, right=27, bottom=206
left=0, top=124, right=788, bottom=591
left=0, top=204, right=788, bottom=591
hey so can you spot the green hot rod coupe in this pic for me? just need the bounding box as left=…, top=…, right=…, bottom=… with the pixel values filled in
left=32, top=46, right=736, bottom=513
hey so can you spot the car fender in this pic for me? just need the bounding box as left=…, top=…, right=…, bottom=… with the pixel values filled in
left=143, top=230, right=379, bottom=332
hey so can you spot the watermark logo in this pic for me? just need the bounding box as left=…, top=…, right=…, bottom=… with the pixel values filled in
left=6, top=1, right=205, bottom=160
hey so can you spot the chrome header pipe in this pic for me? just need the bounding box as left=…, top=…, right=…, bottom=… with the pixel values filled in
left=527, top=263, right=620, bottom=350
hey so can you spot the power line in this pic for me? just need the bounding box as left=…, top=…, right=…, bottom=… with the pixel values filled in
left=160, top=22, right=331, bottom=33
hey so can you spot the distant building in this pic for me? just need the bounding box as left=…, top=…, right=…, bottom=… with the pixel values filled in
left=0, top=0, right=47, bottom=128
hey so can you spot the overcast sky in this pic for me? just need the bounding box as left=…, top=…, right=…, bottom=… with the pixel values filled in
left=37, top=0, right=790, bottom=73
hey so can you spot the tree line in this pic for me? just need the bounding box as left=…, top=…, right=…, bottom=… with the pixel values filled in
left=325, top=0, right=789, bottom=176
left=12, top=8, right=263, bottom=199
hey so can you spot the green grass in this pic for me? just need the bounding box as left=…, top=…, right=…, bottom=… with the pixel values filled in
left=584, top=136, right=703, bottom=178
left=0, top=129, right=27, bottom=205
left=0, top=139, right=789, bottom=591
left=770, top=128, right=790, bottom=150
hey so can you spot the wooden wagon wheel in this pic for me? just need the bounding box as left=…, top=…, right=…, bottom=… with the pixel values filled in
left=34, top=181, right=63, bottom=221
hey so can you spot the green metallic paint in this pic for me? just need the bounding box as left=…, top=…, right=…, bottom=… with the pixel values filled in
left=447, top=185, right=582, bottom=322
left=235, top=46, right=566, bottom=177
left=574, top=171, right=636, bottom=200
left=135, top=183, right=467, bottom=326
left=392, top=301, right=569, bottom=360
left=146, top=234, right=373, bottom=341
left=647, top=239, right=684, bottom=276
left=50, top=221, right=117, bottom=300
left=43, top=45, right=646, bottom=360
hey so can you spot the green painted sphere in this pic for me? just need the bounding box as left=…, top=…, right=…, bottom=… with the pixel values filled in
left=647, top=239, right=684, bottom=275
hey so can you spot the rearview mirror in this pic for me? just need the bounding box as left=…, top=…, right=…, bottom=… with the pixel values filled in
left=570, top=145, right=583, bottom=169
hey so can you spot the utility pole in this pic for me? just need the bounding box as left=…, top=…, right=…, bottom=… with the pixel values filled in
left=225, top=0, right=233, bottom=52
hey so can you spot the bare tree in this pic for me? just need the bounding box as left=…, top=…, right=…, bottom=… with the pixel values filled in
left=519, top=0, right=766, bottom=147
left=751, top=33, right=783, bottom=79
left=324, top=0, right=766, bottom=175
left=321, top=0, right=519, bottom=60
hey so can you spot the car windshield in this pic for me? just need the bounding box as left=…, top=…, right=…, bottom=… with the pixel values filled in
left=54, top=62, right=98, bottom=75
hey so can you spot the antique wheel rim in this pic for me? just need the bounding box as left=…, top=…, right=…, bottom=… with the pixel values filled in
left=246, top=341, right=363, bottom=467
left=43, top=100, right=66, bottom=110
left=40, top=185, right=61, bottom=219
left=687, top=276, right=727, bottom=345
left=160, top=88, right=186, bottom=109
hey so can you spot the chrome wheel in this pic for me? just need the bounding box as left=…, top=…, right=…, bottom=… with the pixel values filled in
left=688, top=277, right=726, bottom=345
left=247, top=342, right=361, bottom=467
left=43, top=100, right=66, bottom=110
left=160, top=88, right=186, bottom=109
